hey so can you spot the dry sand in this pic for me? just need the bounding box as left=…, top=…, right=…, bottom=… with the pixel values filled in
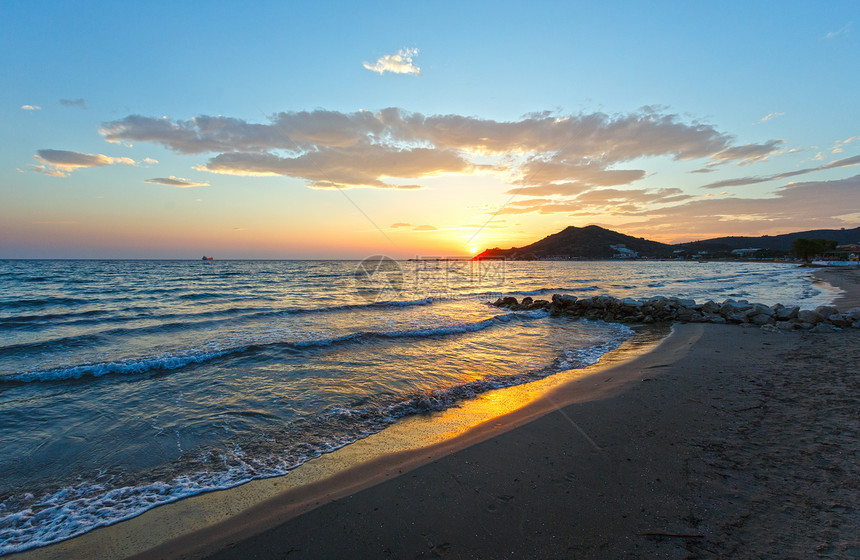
left=141, top=268, right=859, bottom=560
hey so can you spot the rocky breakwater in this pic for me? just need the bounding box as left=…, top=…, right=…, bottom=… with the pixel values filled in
left=492, top=294, right=860, bottom=333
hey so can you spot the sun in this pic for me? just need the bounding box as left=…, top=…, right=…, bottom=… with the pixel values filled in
left=469, top=246, right=478, bottom=255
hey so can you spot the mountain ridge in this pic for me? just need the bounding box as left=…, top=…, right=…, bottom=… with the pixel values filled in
left=476, top=225, right=860, bottom=259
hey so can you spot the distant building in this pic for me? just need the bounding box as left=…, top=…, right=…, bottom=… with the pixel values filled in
left=610, top=244, right=638, bottom=258
left=731, top=248, right=761, bottom=256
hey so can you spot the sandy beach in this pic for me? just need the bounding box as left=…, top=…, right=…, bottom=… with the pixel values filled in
left=120, top=267, right=857, bottom=560
left=10, top=266, right=859, bottom=560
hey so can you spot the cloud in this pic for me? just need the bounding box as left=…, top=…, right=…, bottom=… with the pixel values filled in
left=233, top=227, right=246, bottom=231
left=32, top=149, right=137, bottom=177
left=21, top=104, right=41, bottom=111
left=412, top=224, right=438, bottom=231
left=144, top=176, right=210, bottom=188
left=758, top=112, right=784, bottom=123
left=497, top=187, right=692, bottom=216
left=390, top=222, right=411, bottom=228
left=100, top=107, right=765, bottom=192
left=708, top=139, right=784, bottom=166
left=824, top=23, right=851, bottom=39
left=617, top=175, right=860, bottom=238
left=363, top=48, right=420, bottom=75
left=700, top=153, right=860, bottom=189
left=59, top=98, right=87, bottom=109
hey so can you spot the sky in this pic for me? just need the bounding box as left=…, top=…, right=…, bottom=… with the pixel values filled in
left=1, top=1, right=858, bottom=259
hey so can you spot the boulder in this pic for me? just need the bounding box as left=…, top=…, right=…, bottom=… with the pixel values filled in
left=828, top=313, right=852, bottom=328
left=796, top=309, right=823, bottom=324
left=815, top=305, right=839, bottom=318
left=493, top=296, right=518, bottom=307
left=774, top=305, right=799, bottom=321
left=845, top=307, right=860, bottom=321
left=551, top=294, right=577, bottom=308
left=810, top=323, right=839, bottom=333
left=749, top=313, right=775, bottom=326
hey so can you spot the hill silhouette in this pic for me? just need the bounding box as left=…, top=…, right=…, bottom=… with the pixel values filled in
left=476, top=225, right=860, bottom=260
left=476, top=225, right=673, bottom=259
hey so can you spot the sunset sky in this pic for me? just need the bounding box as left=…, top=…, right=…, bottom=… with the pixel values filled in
left=2, top=1, right=858, bottom=259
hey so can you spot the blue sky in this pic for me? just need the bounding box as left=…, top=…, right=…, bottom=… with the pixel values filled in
left=2, top=1, right=858, bottom=258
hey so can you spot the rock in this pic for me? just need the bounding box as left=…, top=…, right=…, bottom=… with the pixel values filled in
left=796, top=309, right=823, bottom=324
left=748, top=303, right=775, bottom=317
left=701, top=300, right=720, bottom=314
left=493, top=296, right=519, bottom=307
left=520, top=296, right=534, bottom=307
left=775, top=305, right=799, bottom=320
left=845, top=307, right=860, bottom=321
left=815, top=305, right=839, bottom=318
left=750, top=313, right=775, bottom=326
left=761, top=324, right=779, bottom=333
left=551, top=294, right=577, bottom=308
left=720, top=301, right=752, bottom=317
left=828, top=313, right=852, bottom=328
left=708, top=316, right=727, bottom=324
left=776, top=321, right=796, bottom=330
left=810, top=323, right=839, bottom=333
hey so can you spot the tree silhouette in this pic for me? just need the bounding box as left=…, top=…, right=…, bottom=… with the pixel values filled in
left=791, top=238, right=838, bottom=262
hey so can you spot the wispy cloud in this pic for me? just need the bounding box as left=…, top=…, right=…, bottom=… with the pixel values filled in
left=390, top=222, right=411, bottom=228
left=59, top=98, right=87, bottom=109
left=412, top=224, right=437, bottom=231
left=21, top=105, right=40, bottom=111
left=143, top=176, right=210, bottom=188
left=699, top=153, right=860, bottom=189
left=31, top=149, right=137, bottom=177
left=619, top=175, right=860, bottom=239
left=824, top=22, right=852, bottom=39
left=758, top=112, right=784, bottom=123
left=363, top=48, right=420, bottom=75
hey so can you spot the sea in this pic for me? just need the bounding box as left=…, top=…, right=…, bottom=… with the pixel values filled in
left=0, top=258, right=837, bottom=554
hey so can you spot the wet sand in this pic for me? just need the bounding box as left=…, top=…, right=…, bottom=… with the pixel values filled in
left=139, top=268, right=860, bottom=560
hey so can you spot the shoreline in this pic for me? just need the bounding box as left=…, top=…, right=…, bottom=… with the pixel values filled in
left=9, top=326, right=671, bottom=560
left=8, top=266, right=858, bottom=559
left=180, top=268, right=860, bottom=558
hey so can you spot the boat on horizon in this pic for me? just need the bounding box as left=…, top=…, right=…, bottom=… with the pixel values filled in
left=201, top=256, right=214, bottom=260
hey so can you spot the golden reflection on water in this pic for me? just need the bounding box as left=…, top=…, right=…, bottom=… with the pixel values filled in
left=23, top=325, right=668, bottom=560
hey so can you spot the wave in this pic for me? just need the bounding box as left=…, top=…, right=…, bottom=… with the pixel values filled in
left=3, top=310, right=536, bottom=384
left=0, top=320, right=629, bottom=556
left=0, top=298, right=442, bottom=355
left=511, top=286, right=601, bottom=296
left=0, top=309, right=110, bottom=329
left=0, top=297, right=88, bottom=310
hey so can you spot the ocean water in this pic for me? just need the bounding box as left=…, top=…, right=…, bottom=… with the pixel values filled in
left=0, top=259, right=835, bottom=554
